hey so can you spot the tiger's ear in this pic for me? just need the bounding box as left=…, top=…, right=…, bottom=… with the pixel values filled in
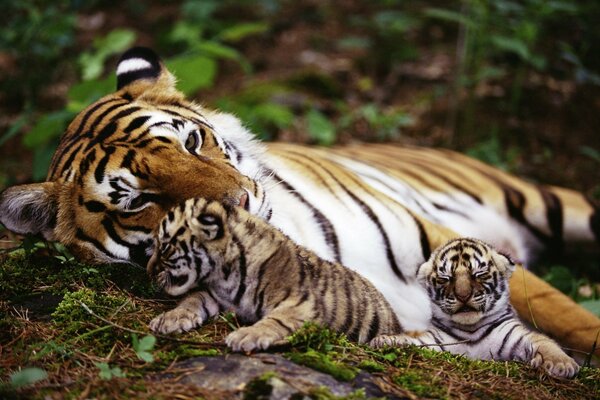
left=115, top=47, right=181, bottom=99
left=0, top=182, right=59, bottom=240
left=491, top=251, right=517, bottom=276
left=416, top=257, right=435, bottom=285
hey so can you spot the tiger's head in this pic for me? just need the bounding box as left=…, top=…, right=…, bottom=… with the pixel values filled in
left=146, top=197, right=236, bottom=296
left=0, top=47, right=270, bottom=266
left=417, top=237, right=516, bottom=326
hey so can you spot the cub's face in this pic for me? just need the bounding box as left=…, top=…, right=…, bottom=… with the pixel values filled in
left=147, top=198, right=232, bottom=296
left=0, top=48, right=268, bottom=266
left=417, top=238, right=516, bottom=325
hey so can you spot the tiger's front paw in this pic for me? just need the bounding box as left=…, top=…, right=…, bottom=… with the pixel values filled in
left=530, top=345, right=579, bottom=379
left=226, top=326, right=283, bottom=353
left=370, top=334, right=412, bottom=348
left=149, top=307, right=204, bottom=335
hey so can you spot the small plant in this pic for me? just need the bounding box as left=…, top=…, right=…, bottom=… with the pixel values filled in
left=9, top=367, right=47, bottom=388
left=132, top=334, right=156, bottom=363
left=95, top=362, right=126, bottom=380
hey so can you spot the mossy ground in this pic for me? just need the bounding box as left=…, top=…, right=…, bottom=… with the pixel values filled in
left=0, top=244, right=598, bottom=400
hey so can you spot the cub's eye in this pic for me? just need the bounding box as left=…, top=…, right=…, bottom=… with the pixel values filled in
left=198, top=214, right=219, bottom=225
left=473, top=271, right=488, bottom=279
left=184, top=130, right=201, bottom=153
left=436, top=276, right=450, bottom=284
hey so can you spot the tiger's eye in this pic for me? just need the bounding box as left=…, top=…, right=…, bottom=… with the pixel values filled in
left=185, top=130, right=199, bottom=152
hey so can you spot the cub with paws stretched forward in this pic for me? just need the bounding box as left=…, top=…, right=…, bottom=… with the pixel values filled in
left=147, top=197, right=401, bottom=352
left=370, top=238, right=579, bottom=379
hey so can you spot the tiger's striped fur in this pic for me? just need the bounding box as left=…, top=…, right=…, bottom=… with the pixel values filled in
left=0, top=47, right=598, bottom=356
left=147, top=197, right=402, bottom=352
left=371, top=238, right=580, bottom=379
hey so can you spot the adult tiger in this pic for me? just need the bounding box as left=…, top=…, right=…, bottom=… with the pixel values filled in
left=0, top=47, right=598, bottom=356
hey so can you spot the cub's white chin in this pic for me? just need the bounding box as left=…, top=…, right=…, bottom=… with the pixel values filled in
left=450, top=311, right=483, bottom=325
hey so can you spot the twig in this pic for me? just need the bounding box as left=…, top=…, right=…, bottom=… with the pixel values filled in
left=78, top=301, right=226, bottom=348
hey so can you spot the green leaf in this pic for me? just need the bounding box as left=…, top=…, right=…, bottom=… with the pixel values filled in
left=543, top=266, right=576, bottom=295
left=95, top=362, right=125, bottom=380
left=67, top=76, right=116, bottom=111
left=424, top=8, right=475, bottom=29
left=10, top=367, right=47, bottom=388
left=490, top=35, right=530, bottom=61
left=579, top=299, right=600, bottom=317
left=254, top=103, right=294, bottom=129
left=132, top=334, right=156, bottom=363
left=218, top=22, right=269, bottom=42
left=137, top=351, right=154, bottom=363
left=166, top=55, right=217, bottom=95
left=306, top=109, right=336, bottom=146
left=79, top=29, right=136, bottom=81
left=23, top=110, right=75, bottom=148
left=579, top=146, right=600, bottom=163
left=0, top=113, right=29, bottom=147
left=137, top=335, right=156, bottom=352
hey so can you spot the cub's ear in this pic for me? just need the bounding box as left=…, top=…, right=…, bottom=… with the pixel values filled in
left=416, top=258, right=435, bottom=285
left=491, top=251, right=517, bottom=276
left=0, top=182, right=59, bottom=240
left=116, top=47, right=181, bottom=99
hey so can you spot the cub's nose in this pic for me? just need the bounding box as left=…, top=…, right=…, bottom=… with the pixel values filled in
left=455, top=290, right=472, bottom=303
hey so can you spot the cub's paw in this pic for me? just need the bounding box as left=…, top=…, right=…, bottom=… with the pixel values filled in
left=149, top=307, right=204, bottom=335
left=370, top=334, right=412, bottom=348
left=226, top=326, right=283, bottom=353
left=531, top=346, right=580, bottom=379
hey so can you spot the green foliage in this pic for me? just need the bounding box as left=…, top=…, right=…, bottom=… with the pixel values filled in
left=306, top=109, right=336, bottom=146
left=465, top=131, right=521, bottom=171
left=95, top=362, right=126, bottom=380
left=79, top=29, right=137, bottom=81
left=9, top=367, right=47, bottom=388
left=166, top=55, right=217, bottom=95
left=131, top=334, right=157, bottom=363
left=287, top=323, right=351, bottom=352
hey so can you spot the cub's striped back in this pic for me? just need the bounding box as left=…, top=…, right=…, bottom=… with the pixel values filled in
left=147, top=197, right=402, bottom=351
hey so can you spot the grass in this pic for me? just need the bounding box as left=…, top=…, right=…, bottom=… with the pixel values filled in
left=0, top=245, right=599, bottom=399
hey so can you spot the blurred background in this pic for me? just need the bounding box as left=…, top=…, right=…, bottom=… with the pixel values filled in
left=0, top=0, right=599, bottom=310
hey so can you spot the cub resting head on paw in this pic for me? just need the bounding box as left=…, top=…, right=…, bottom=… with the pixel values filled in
left=370, top=237, right=580, bottom=379
left=147, top=197, right=401, bottom=353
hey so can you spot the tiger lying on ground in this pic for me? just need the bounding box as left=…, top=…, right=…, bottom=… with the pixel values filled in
left=147, top=197, right=402, bottom=352
left=371, top=238, right=579, bottom=379
left=0, top=47, right=599, bottom=357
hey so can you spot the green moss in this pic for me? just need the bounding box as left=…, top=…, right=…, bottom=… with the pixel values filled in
left=393, top=370, right=446, bottom=399
left=243, top=372, right=276, bottom=400
left=303, top=387, right=369, bottom=400
left=356, top=359, right=385, bottom=373
left=287, top=323, right=351, bottom=352
left=50, top=287, right=134, bottom=352
left=287, top=349, right=357, bottom=382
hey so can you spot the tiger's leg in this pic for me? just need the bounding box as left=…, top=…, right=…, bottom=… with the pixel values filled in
left=226, top=306, right=307, bottom=353
left=370, top=329, right=450, bottom=352
left=526, top=330, right=580, bottom=378
left=510, top=265, right=600, bottom=358
left=149, top=290, right=220, bottom=334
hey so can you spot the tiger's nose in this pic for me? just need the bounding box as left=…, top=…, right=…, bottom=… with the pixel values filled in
left=455, top=291, right=472, bottom=303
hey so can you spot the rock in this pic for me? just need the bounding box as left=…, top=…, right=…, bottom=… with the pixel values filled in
left=164, top=353, right=401, bottom=399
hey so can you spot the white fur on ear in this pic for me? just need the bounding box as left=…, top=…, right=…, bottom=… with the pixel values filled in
left=0, top=182, right=58, bottom=240
left=491, top=251, right=517, bottom=276
left=416, top=258, right=435, bottom=285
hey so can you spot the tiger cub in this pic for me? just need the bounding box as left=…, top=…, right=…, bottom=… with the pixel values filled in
left=147, top=197, right=402, bottom=352
left=370, top=238, right=579, bottom=379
